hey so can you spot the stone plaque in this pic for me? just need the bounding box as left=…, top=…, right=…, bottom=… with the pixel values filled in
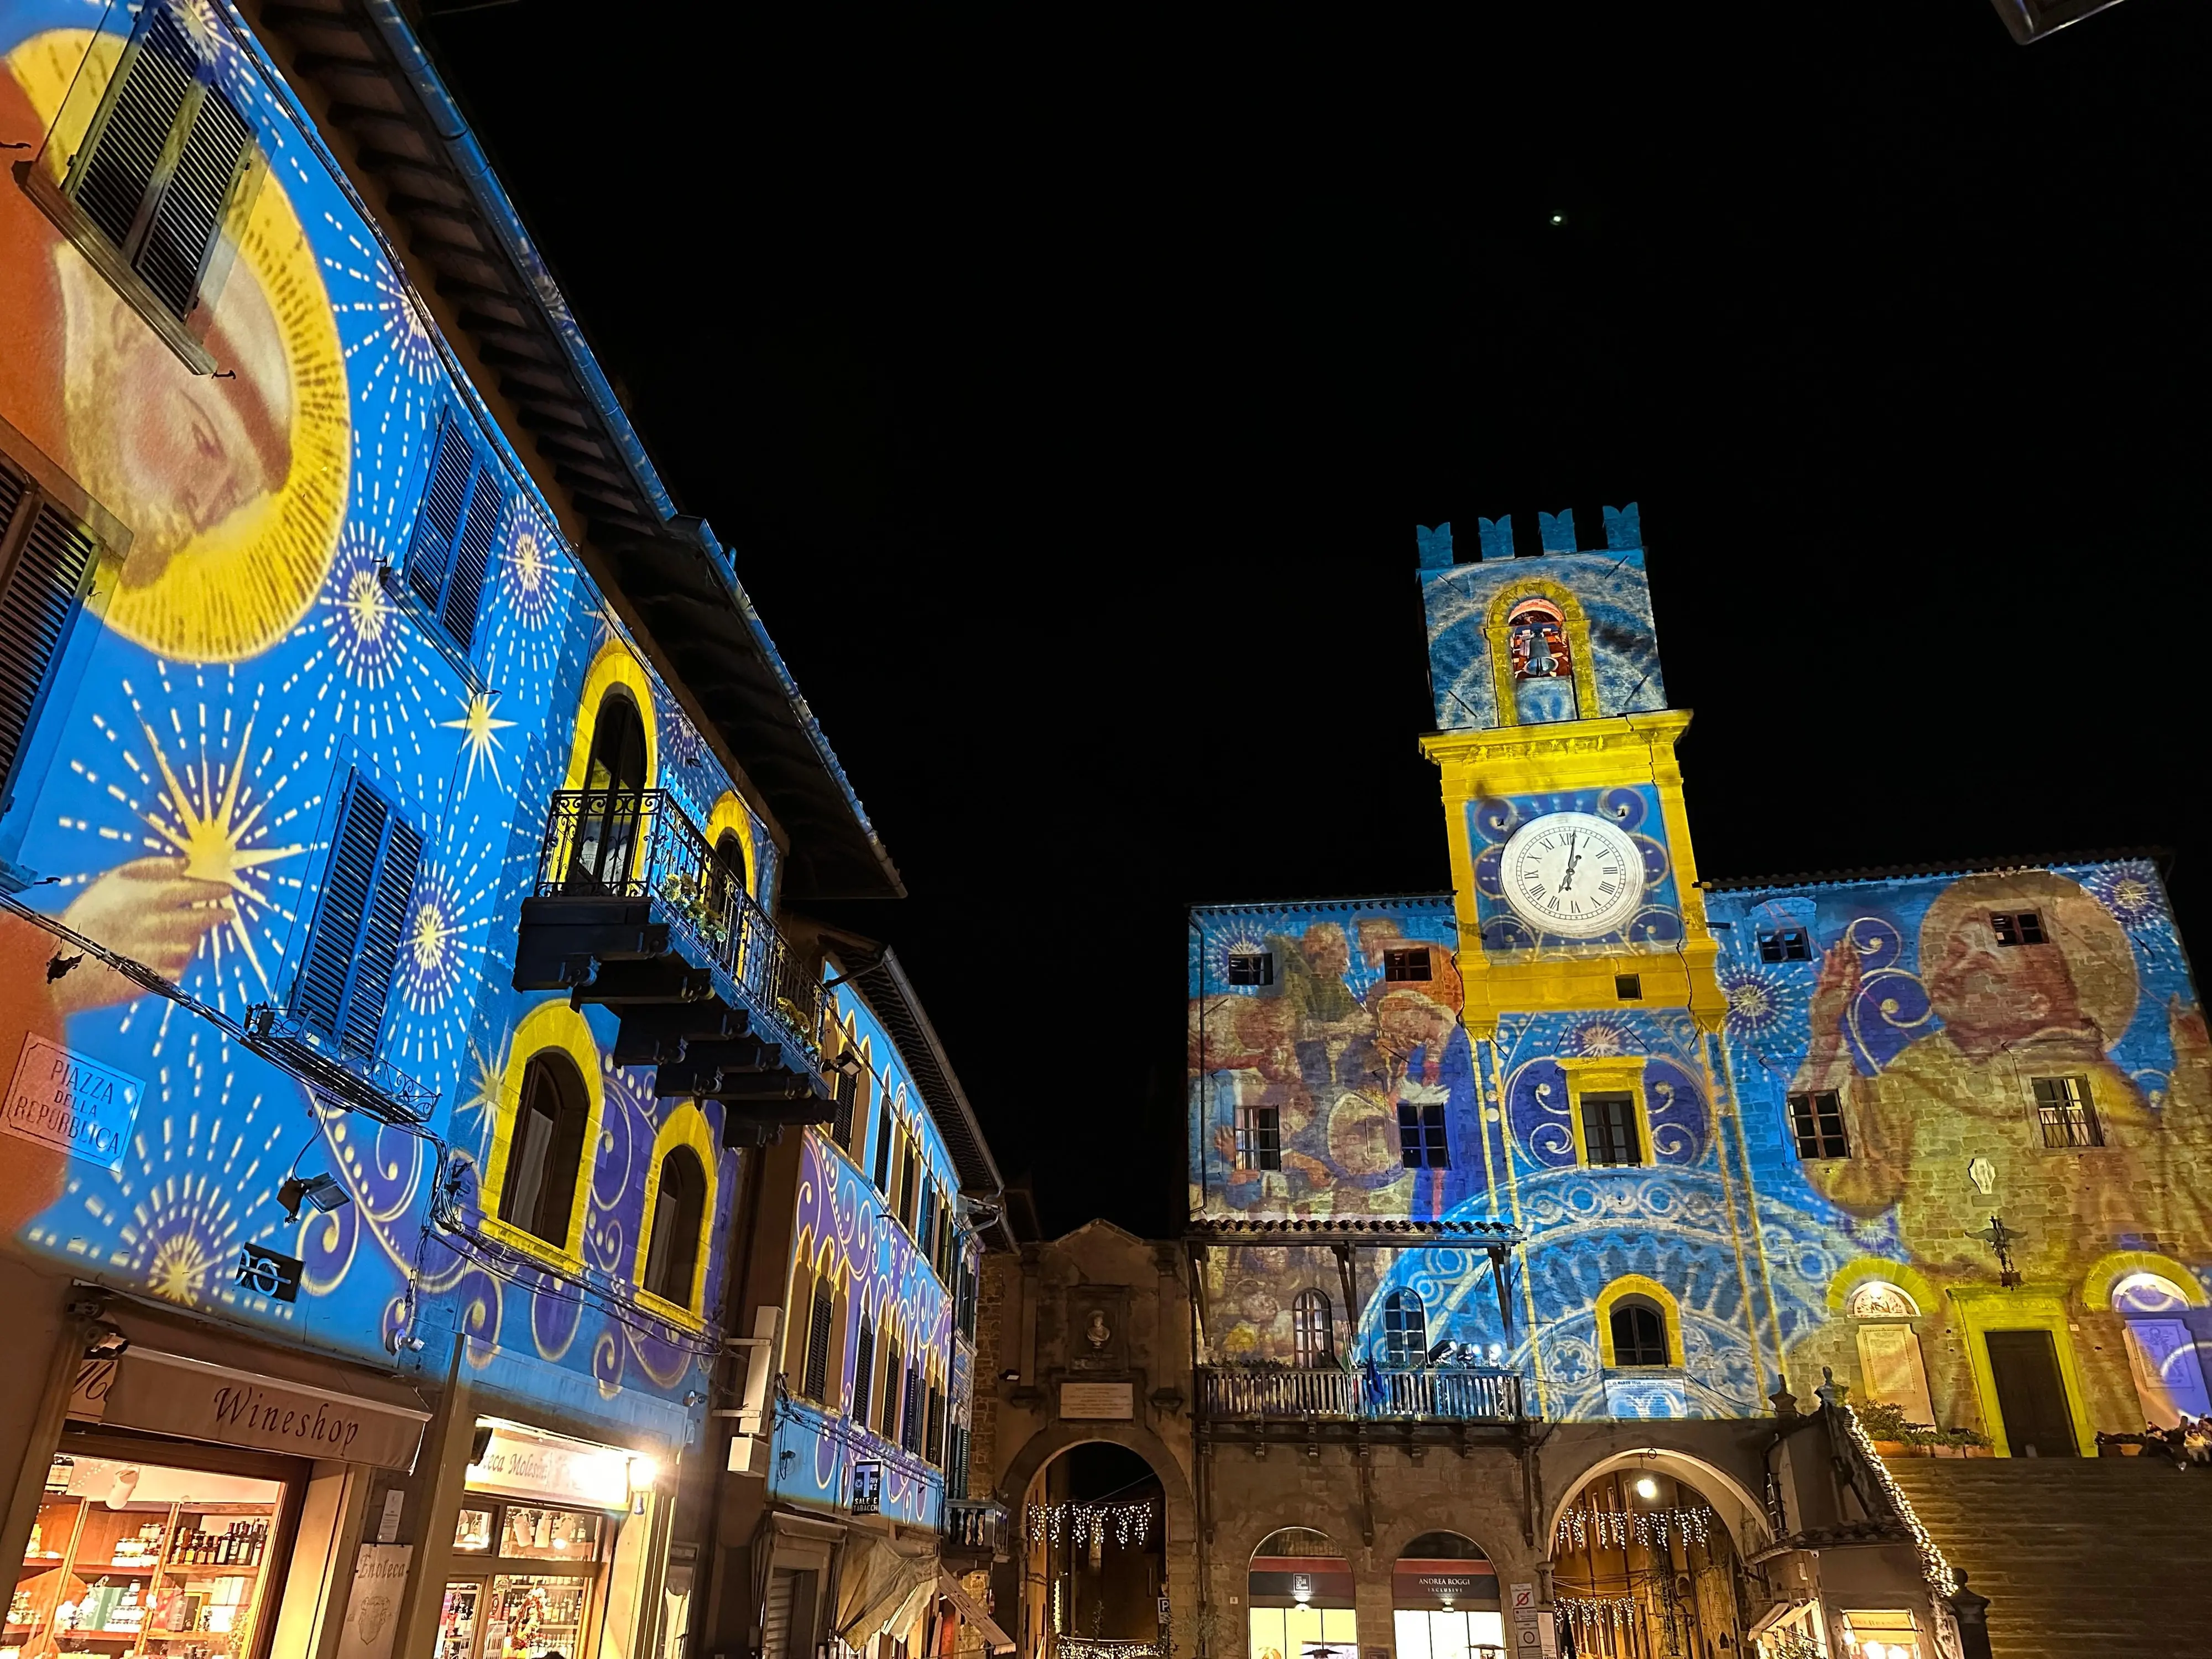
left=1060, top=1381, right=1134, bottom=1420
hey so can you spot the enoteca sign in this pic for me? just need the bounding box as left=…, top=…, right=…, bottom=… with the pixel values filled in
left=99, top=1349, right=429, bottom=1469
left=3, top=1034, right=145, bottom=1167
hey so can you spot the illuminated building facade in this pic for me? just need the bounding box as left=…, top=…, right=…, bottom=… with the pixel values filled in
left=0, top=4, right=1003, bottom=1658
left=1186, top=506, right=2212, bottom=1659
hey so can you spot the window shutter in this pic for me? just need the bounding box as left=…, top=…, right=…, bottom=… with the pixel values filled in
left=71, top=9, right=197, bottom=250
left=852, top=1322, right=875, bottom=1432
left=294, top=779, right=387, bottom=1040
left=295, top=774, right=418, bottom=1057
left=0, top=480, right=99, bottom=795
left=134, top=82, right=249, bottom=315
left=439, top=466, right=499, bottom=649
left=804, top=1280, right=834, bottom=1402
left=406, top=421, right=472, bottom=613
left=343, top=812, right=420, bottom=1056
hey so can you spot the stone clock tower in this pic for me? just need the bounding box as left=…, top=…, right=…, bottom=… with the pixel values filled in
left=1415, top=505, right=1726, bottom=1035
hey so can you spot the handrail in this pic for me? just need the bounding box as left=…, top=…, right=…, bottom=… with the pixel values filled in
left=1199, top=1364, right=1521, bottom=1422
left=533, top=788, right=823, bottom=1063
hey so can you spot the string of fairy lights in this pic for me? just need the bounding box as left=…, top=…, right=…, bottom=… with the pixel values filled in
left=1552, top=1594, right=1640, bottom=1647
left=1553, top=1500, right=1713, bottom=1552
left=1026, top=1500, right=1157, bottom=1551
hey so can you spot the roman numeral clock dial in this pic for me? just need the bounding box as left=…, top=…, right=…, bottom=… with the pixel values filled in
left=1499, top=811, right=1645, bottom=939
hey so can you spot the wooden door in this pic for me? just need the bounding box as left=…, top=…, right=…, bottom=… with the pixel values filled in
left=1985, top=1329, right=2077, bottom=1457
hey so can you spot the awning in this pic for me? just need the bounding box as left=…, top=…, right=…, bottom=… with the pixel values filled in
left=937, top=1570, right=1015, bottom=1653
left=833, top=1528, right=937, bottom=1645
left=90, top=1348, right=430, bottom=1469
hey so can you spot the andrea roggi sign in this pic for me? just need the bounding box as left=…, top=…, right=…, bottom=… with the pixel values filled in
left=98, top=1349, right=429, bottom=1469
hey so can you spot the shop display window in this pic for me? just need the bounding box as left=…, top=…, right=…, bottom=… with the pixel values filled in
left=454, top=1509, right=495, bottom=1554
left=482, top=1574, right=588, bottom=1658
left=438, top=1582, right=481, bottom=1659
left=9, top=1452, right=283, bottom=1659
left=501, top=1507, right=600, bottom=1563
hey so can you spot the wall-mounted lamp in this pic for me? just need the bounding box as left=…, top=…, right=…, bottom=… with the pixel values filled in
left=278, top=1173, right=351, bottom=1222
left=628, top=1454, right=659, bottom=1515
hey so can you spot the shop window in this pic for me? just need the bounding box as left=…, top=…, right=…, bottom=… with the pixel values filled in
left=1788, top=1089, right=1850, bottom=1159
left=498, top=1052, right=591, bottom=1249
left=640, top=1146, right=707, bottom=1307
left=565, top=688, right=648, bottom=891
left=23, top=1454, right=284, bottom=1658
left=801, top=1276, right=835, bottom=1403
left=1397, top=1101, right=1449, bottom=1168
left=1758, top=926, right=1811, bottom=962
left=853, top=1318, right=877, bottom=1431
left=1384, top=947, right=1432, bottom=982
left=1839, top=1610, right=1926, bottom=1659
left=1235, top=1104, right=1281, bottom=1171
left=404, top=411, right=502, bottom=653
left=1292, top=1290, right=1335, bottom=1368
left=1609, top=1300, right=1669, bottom=1369
left=294, top=772, right=422, bottom=1058
left=1227, top=948, right=1274, bottom=987
left=1991, top=910, right=2047, bottom=946
left=1249, top=1527, right=1356, bottom=1659
left=1579, top=1092, right=1642, bottom=1167
left=0, top=456, right=101, bottom=803
left=62, top=6, right=255, bottom=320
left=1393, top=1531, right=1502, bottom=1659
left=1381, top=1290, right=1428, bottom=1366
left=2033, top=1075, right=2103, bottom=1147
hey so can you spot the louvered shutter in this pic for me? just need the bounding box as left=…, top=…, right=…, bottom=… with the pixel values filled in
left=439, top=465, right=499, bottom=649
left=71, top=9, right=197, bottom=250
left=0, top=471, right=98, bottom=796
left=294, top=780, right=387, bottom=1040
left=852, top=1322, right=875, bottom=1432
left=135, top=82, right=251, bottom=316
left=406, top=421, right=471, bottom=612
left=803, top=1279, right=834, bottom=1402
left=343, top=813, right=420, bottom=1056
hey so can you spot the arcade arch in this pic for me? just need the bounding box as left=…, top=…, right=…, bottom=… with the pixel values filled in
left=1016, top=1442, right=1172, bottom=1659
left=1247, top=1528, right=1354, bottom=1659
left=1547, top=1452, right=1767, bottom=1659
left=1391, top=1531, right=1504, bottom=1659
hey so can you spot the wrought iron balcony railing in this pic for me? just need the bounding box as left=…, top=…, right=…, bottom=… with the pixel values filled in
left=945, top=1497, right=1010, bottom=1554
left=1199, top=1363, right=1522, bottom=1423
left=242, top=1004, right=439, bottom=1125
left=531, top=788, right=823, bottom=1065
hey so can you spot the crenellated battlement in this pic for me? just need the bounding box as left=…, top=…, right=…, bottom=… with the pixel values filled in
left=1415, top=504, right=1644, bottom=571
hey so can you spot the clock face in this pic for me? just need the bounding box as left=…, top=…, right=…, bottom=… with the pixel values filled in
left=1499, top=811, right=1645, bottom=939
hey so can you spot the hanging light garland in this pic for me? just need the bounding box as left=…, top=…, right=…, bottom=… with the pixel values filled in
left=1055, top=1641, right=1162, bottom=1659
left=1553, top=1501, right=1711, bottom=1552
left=1026, top=1500, right=1156, bottom=1551
left=1553, top=1593, right=1639, bottom=1650
left=1833, top=1397, right=1958, bottom=1600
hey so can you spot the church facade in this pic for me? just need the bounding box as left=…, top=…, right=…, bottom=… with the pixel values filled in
left=1185, top=506, right=2212, bottom=1659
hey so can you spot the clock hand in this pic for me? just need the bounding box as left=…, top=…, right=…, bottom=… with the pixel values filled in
left=1559, top=831, right=1582, bottom=892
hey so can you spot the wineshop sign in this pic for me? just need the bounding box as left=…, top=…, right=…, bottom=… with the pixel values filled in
left=3, top=1034, right=144, bottom=1168
left=92, top=1349, right=429, bottom=1469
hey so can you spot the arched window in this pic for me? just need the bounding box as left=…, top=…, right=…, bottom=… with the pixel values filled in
left=641, top=1146, right=707, bottom=1307
left=1292, top=1290, right=1335, bottom=1369
left=2112, top=1272, right=2211, bottom=1425
left=568, top=688, right=648, bottom=890
left=499, top=1052, right=590, bottom=1248
left=1394, top=1532, right=1500, bottom=1659
left=801, top=1272, right=835, bottom=1402
left=1608, top=1300, right=1668, bottom=1369
left=1250, top=1528, right=1355, bottom=1659
left=1382, top=1290, right=1428, bottom=1367
left=1845, top=1278, right=1933, bottom=1425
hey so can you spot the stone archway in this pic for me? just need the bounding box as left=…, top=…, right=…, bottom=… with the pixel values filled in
left=994, top=1423, right=1198, bottom=1659
left=1546, top=1449, right=1768, bottom=1659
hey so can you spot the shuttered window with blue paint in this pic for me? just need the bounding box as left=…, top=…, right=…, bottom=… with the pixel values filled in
left=405, top=413, right=503, bottom=654
left=294, top=771, right=421, bottom=1058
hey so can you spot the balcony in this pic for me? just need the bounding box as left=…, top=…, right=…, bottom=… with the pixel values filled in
left=943, top=1497, right=1010, bottom=1565
left=1199, top=1364, right=1522, bottom=1423
left=514, top=789, right=828, bottom=1142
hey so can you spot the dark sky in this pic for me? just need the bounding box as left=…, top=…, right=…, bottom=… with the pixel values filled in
left=420, top=1, right=2208, bottom=1239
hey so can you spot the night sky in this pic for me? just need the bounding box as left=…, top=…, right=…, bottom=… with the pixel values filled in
left=420, top=2, right=2208, bottom=1239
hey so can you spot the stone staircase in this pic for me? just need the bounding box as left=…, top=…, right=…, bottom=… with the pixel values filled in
left=1884, top=1455, right=2212, bottom=1657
